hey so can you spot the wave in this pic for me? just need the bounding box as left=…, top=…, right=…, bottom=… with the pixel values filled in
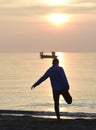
left=0, top=110, right=96, bottom=119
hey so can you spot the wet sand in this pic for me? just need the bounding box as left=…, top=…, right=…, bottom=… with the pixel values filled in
left=0, top=110, right=96, bottom=130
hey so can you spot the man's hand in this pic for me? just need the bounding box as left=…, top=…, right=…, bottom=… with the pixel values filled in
left=31, top=85, right=35, bottom=90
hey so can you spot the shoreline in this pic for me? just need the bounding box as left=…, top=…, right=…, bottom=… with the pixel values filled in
left=0, top=109, right=96, bottom=118
left=0, top=110, right=96, bottom=130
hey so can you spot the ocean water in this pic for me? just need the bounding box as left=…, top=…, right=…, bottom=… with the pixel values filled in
left=0, top=52, right=96, bottom=119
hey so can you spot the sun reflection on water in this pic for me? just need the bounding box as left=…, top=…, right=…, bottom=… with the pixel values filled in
left=56, top=52, right=66, bottom=67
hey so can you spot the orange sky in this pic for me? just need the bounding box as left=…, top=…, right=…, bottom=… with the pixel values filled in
left=0, top=0, right=96, bottom=52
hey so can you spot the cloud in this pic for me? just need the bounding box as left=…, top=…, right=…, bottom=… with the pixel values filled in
left=0, top=4, right=96, bottom=18
left=0, top=0, right=96, bottom=17
left=73, top=0, right=96, bottom=3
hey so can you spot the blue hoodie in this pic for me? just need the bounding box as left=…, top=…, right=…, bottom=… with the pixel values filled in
left=33, top=64, right=69, bottom=92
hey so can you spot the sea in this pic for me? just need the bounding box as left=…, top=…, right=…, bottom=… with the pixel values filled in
left=0, top=52, right=96, bottom=119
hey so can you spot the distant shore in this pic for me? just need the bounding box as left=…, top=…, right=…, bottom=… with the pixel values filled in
left=0, top=110, right=96, bottom=130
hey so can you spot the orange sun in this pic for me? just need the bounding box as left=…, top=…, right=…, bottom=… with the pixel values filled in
left=48, top=13, right=69, bottom=26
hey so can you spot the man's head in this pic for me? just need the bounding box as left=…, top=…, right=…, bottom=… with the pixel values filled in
left=52, top=57, right=59, bottom=65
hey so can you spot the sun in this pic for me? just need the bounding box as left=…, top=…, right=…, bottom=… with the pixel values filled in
left=48, top=13, right=69, bottom=26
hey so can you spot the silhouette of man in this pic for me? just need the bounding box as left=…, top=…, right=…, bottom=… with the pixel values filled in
left=31, top=57, right=72, bottom=120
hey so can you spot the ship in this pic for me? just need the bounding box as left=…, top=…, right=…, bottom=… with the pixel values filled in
left=40, top=51, right=57, bottom=59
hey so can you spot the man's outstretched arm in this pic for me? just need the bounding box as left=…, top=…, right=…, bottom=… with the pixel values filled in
left=31, top=70, right=49, bottom=90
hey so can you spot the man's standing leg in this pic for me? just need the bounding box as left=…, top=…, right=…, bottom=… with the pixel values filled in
left=53, top=92, right=60, bottom=120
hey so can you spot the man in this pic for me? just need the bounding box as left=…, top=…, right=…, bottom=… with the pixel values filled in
left=31, top=57, right=72, bottom=120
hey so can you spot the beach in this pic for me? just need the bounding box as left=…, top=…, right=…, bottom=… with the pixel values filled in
left=0, top=110, right=96, bottom=130
left=0, top=53, right=96, bottom=130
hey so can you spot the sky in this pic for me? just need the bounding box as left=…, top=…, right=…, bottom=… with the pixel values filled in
left=0, top=0, right=96, bottom=52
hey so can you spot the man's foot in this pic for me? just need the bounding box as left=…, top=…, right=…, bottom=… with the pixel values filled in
left=57, top=117, right=61, bottom=121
